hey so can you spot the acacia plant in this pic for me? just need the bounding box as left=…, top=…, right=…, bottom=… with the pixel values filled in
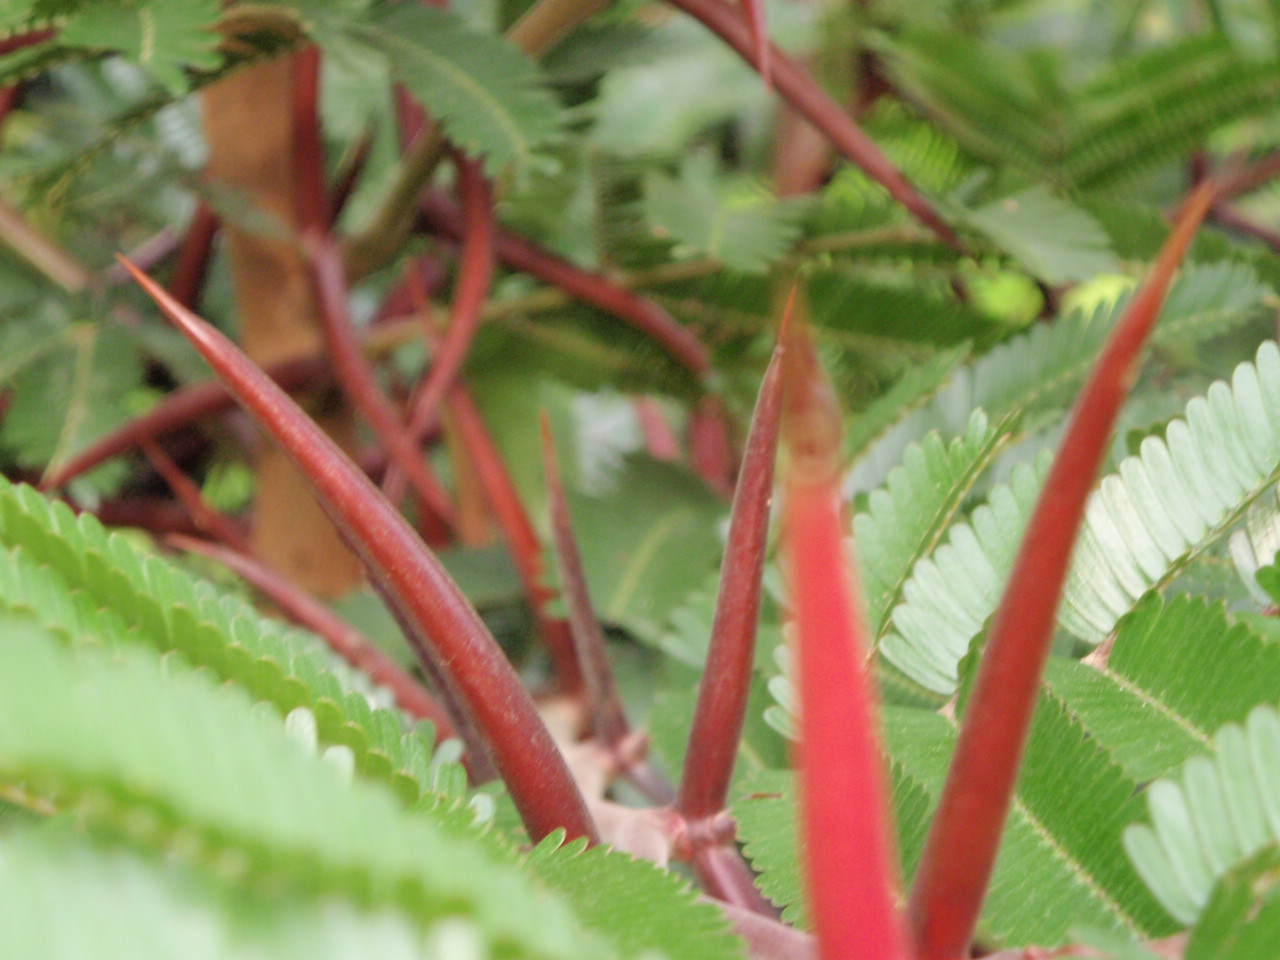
left=7, top=1, right=1280, bottom=958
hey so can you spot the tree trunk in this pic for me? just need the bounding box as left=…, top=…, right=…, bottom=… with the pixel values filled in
left=202, top=55, right=364, bottom=596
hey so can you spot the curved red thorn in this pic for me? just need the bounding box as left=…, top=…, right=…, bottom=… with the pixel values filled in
left=118, top=255, right=598, bottom=844
left=907, top=181, right=1218, bottom=960
left=782, top=305, right=910, bottom=960
left=678, top=336, right=784, bottom=824
left=540, top=412, right=631, bottom=749
left=167, top=533, right=455, bottom=735
left=419, top=192, right=713, bottom=378
left=385, top=155, right=496, bottom=505
left=668, top=0, right=962, bottom=250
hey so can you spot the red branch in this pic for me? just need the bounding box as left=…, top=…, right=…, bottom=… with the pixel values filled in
left=119, top=257, right=599, bottom=844
left=292, top=45, right=329, bottom=235
left=447, top=384, right=585, bottom=695
left=168, top=204, right=220, bottom=309
left=140, top=439, right=252, bottom=554
left=782, top=312, right=910, bottom=960
left=540, top=413, right=631, bottom=749
left=906, top=181, right=1218, bottom=960
left=40, top=355, right=327, bottom=491
left=306, top=237, right=457, bottom=534
left=384, top=155, right=496, bottom=505
left=419, top=192, right=713, bottom=379
left=678, top=338, right=784, bottom=823
left=666, top=0, right=961, bottom=250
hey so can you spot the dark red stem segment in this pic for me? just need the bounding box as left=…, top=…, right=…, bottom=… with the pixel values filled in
left=419, top=192, right=713, bottom=378
left=385, top=155, right=495, bottom=505
left=307, top=236, right=457, bottom=532
left=666, top=0, right=961, bottom=251
left=167, top=533, right=454, bottom=733
left=678, top=339, right=784, bottom=822
left=39, top=355, right=327, bottom=491
left=906, top=181, right=1218, bottom=960
left=119, top=257, right=599, bottom=844
left=540, top=413, right=630, bottom=748
left=740, top=0, right=771, bottom=86
left=168, top=204, right=220, bottom=309
left=140, top=439, right=252, bottom=554
left=448, top=384, right=585, bottom=695
left=292, top=45, right=329, bottom=235
left=782, top=315, right=911, bottom=960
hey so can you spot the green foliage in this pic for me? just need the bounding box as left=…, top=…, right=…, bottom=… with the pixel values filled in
left=879, top=339, right=1280, bottom=693
left=0, top=475, right=457, bottom=807
left=0, top=318, right=143, bottom=492
left=338, top=5, right=562, bottom=179
left=1124, top=705, right=1280, bottom=927
left=529, top=836, right=743, bottom=960
left=0, top=618, right=597, bottom=959
left=1184, top=846, right=1280, bottom=960
left=10, top=0, right=1280, bottom=955
left=962, top=186, right=1117, bottom=284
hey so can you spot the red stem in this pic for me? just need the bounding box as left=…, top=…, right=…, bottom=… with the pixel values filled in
left=306, top=236, right=457, bottom=533
left=292, top=46, right=329, bottom=235
left=447, top=384, right=586, bottom=695
left=740, top=0, right=771, bottom=86
left=666, top=0, right=961, bottom=251
left=168, top=204, right=220, bottom=309
left=167, top=533, right=455, bottom=734
left=39, top=355, right=326, bottom=492
left=678, top=339, right=784, bottom=822
left=689, top=394, right=736, bottom=497
left=782, top=314, right=910, bottom=960
left=906, top=181, right=1218, bottom=960
left=119, top=257, right=599, bottom=844
left=419, top=192, right=713, bottom=378
left=384, top=155, right=495, bottom=505
left=140, top=438, right=253, bottom=554
left=0, top=28, right=56, bottom=56
left=540, top=413, right=631, bottom=749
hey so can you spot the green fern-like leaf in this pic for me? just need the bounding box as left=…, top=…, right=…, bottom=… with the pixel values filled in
left=0, top=830, right=490, bottom=960
left=56, top=0, right=222, bottom=94
left=0, top=618, right=609, bottom=959
left=529, top=836, right=744, bottom=960
left=848, top=260, right=1271, bottom=493
left=1183, top=845, right=1280, bottom=960
left=339, top=5, right=561, bottom=179
left=1043, top=593, right=1280, bottom=782
left=880, top=337, right=1280, bottom=692
left=856, top=408, right=1012, bottom=638
left=963, top=186, right=1118, bottom=284
left=644, top=152, right=804, bottom=273
left=0, top=478, right=453, bottom=808
left=740, top=698, right=1174, bottom=947
left=0, top=320, right=143, bottom=492
left=1123, top=705, right=1280, bottom=925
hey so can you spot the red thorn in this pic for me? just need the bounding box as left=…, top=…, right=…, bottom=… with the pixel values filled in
left=907, top=180, right=1218, bottom=960
left=117, top=255, right=598, bottom=845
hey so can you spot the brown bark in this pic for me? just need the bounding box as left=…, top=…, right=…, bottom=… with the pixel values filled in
left=202, top=55, right=363, bottom=595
